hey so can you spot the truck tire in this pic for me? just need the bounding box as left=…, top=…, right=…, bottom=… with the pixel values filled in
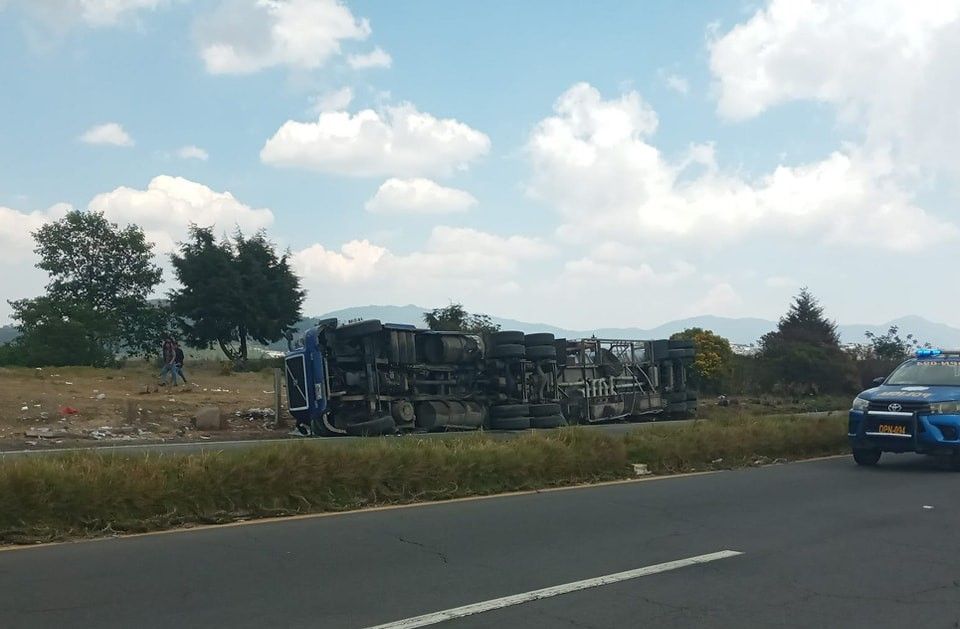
left=530, top=414, right=564, bottom=429
left=665, top=402, right=687, bottom=415
left=524, top=333, right=555, bottom=346
left=490, top=415, right=531, bottom=430
left=665, top=391, right=686, bottom=403
left=344, top=415, right=396, bottom=436
left=489, top=343, right=525, bottom=359
left=309, top=416, right=340, bottom=437
left=529, top=403, right=561, bottom=417
left=685, top=391, right=699, bottom=401
left=490, top=404, right=529, bottom=418
left=667, top=348, right=695, bottom=359
left=852, top=448, right=881, bottom=466
left=668, top=339, right=695, bottom=349
left=525, top=345, right=556, bottom=360
left=489, top=331, right=524, bottom=346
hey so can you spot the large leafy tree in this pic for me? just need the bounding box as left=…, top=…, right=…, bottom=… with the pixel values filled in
left=423, top=303, right=501, bottom=334
left=670, top=327, right=734, bottom=392
left=169, top=227, right=304, bottom=363
left=757, top=288, right=856, bottom=393
left=6, top=210, right=164, bottom=365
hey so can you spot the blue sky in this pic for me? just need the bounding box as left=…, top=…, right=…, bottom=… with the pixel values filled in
left=2, top=1, right=959, bottom=331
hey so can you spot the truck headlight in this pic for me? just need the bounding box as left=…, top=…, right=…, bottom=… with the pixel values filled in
left=929, top=401, right=960, bottom=415
left=851, top=397, right=869, bottom=412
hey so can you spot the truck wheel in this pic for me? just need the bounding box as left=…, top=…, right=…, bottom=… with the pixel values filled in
left=667, top=348, right=695, bottom=359
left=523, top=333, right=555, bottom=346
left=490, top=416, right=531, bottom=430
left=310, top=415, right=341, bottom=437
left=530, top=414, right=564, bottom=429
left=489, top=343, right=525, bottom=359
left=489, top=331, right=524, bottom=346
left=490, top=404, right=529, bottom=418
left=667, top=339, right=695, bottom=349
left=529, top=403, right=561, bottom=417
left=852, top=448, right=881, bottom=466
left=685, top=391, right=699, bottom=401
left=344, top=416, right=396, bottom=437
left=525, top=345, right=556, bottom=360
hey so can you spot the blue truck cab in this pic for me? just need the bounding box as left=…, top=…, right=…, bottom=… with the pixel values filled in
left=848, top=349, right=960, bottom=466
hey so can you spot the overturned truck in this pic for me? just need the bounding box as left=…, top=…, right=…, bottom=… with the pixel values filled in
left=284, top=319, right=697, bottom=436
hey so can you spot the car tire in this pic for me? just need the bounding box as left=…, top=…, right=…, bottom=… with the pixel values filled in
left=490, top=404, right=529, bottom=418
left=524, top=333, right=555, bottom=346
left=489, top=343, right=525, bottom=359
left=529, top=403, right=562, bottom=417
left=525, top=345, right=557, bottom=360
left=852, top=448, right=881, bottom=466
left=489, top=331, right=524, bottom=346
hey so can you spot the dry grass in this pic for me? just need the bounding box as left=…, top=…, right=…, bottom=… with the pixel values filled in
left=0, top=361, right=286, bottom=446
left=0, top=416, right=849, bottom=545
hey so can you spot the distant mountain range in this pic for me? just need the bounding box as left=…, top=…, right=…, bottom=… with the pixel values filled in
left=283, top=305, right=960, bottom=348
left=5, top=306, right=959, bottom=350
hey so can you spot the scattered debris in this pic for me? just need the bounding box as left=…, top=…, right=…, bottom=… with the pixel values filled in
left=59, top=406, right=79, bottom=416
left=236, top=407, right=276, bottom=420
left=632, top=463, right=651, bottom=476
left=923, top=505, right=934, bottom=510
left=95, top=393, right=106, bottom=400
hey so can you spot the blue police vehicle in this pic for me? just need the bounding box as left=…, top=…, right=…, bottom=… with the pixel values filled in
left=849, top=349, right=960, bottom=466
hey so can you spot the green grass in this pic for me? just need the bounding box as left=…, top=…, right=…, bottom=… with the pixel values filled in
left=0, top=416, right=849, bottom=545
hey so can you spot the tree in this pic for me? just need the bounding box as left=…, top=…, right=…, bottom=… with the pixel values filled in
left=423, top=303, right=501, bottom=334
left=169, top=227, right=304, bottom=364
left=863, top=325, right=923, bottom=360
left=670, top=328, right=734, bottom=392
left=756, top=288, right=857, bottom=394
left=6, top=210, right=164, bottom=365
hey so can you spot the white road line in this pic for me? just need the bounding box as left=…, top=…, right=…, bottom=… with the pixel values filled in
left=365, top=549, right=743, bottom=629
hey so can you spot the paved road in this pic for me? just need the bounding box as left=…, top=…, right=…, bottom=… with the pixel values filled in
left=0, top=411, right=842, bottom=460
left=2, top=452, right=958, bottom=628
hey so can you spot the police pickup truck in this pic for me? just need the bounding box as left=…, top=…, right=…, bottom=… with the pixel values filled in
left=849, top=349, right=960, bottom=466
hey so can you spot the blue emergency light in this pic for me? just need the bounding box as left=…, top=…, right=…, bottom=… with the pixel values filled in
left=916, top=348, right=943, bottom=358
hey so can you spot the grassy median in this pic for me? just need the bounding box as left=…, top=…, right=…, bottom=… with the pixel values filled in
left=0, top=415, right=848, bottom=544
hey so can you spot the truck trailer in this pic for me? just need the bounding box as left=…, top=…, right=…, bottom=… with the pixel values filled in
left=284, top=318, right=696, bottom=436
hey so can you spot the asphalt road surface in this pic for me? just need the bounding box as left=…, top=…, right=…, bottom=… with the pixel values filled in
left=3, top=452, right=959, bottom=628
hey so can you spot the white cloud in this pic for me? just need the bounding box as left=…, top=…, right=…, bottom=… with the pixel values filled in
left=196, top=0, right=371, bottom=74
left=0, top=203, right=72, bottom=320
left=526, top=82, right=957, bottom=252
left=347, top=46, right=392, bottom=69
left=176, top=145, right=209, bottom=161
left=3, top=0, right=166, bottom=29
left=687, top=283, right=743, bottom=317
left=261, top=103, right=491, bottom=177
left=664, top=73, right=689, bottom=95
left=89, top=175, right=274, bottom=252
left=310, top=86, right=353, bottom=113
left=709, top=0, right=960, bottom=174
left=365, top=178, right=477, bottom=215
left=79, top=122, right=134, bottom=147
left=292, top=227, right=552, bottom=312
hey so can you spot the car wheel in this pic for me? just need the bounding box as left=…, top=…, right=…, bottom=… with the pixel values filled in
left=852, top=448, right=881, bottom=466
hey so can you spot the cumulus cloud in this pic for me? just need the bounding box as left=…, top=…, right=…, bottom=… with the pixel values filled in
left=347, top=46, right=392, bottom=69
left=79, top=122, right=134, bottom=147
left=261, top=103, right=490, bottom=177
left=89, top=175, right=274, bottom=252
left=2, top=0, right=166, bottom=29
left=365, top=178, right=477, bottom=215
left=709, top=0, right=960, bottom=173
left=526, top=82, right=957, bottom=251
left=176, top=145, right=209, bottom=161
left=310, top=86, right=353, bottom=113
left=195, top=0, right=371, bottom=74
left=291, top=227, right=552, bottom=312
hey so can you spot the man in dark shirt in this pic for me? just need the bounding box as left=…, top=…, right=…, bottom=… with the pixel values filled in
left=173, top=342, right=188, bottom=385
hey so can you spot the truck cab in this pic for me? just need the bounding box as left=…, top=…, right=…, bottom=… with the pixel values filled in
left=848, top=349, right=960, bottom=466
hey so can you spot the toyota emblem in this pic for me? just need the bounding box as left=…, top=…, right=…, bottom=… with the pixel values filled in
left=888, top=403, right=903, bottom=412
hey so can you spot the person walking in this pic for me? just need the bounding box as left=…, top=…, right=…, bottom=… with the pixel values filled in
left=159, top=337, right=176, bottom=386
left=173, top=342, right=188, bottom=385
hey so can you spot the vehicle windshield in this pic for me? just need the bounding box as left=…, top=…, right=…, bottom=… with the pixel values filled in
left=885, top=359, right=960, bottom=386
